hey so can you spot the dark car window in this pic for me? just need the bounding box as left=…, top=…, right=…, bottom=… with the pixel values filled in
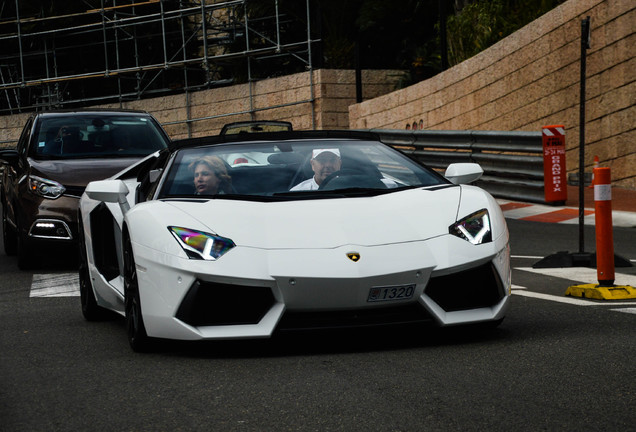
left=17, top=116, right=34, bottom=157
left=29, top=115, right=168, bottom=159
left=157, top=139, right=447, bottom=200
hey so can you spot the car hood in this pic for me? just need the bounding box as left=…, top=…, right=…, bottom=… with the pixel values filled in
left=28, top=157, right=140, bottom=187
left=162, top=187, right=463, bottom=249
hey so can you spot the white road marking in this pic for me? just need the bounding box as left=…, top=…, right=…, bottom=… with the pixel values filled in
left=497, top=199, right=636, bottom=228
left=611, top=308, right=636, bottom=315
left=511, top=288, right=636, bottom=307
left=30, top=273, right=79, bottom=297
left=515, top=267, right=636, bottom=287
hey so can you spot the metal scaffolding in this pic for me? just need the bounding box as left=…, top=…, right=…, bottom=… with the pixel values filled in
left=0, top=0, right=317, bottom=118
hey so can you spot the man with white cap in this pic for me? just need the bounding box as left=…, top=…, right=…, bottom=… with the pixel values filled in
left=290, top=148, right=341, bottom=191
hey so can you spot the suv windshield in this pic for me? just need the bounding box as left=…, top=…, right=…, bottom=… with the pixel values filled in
left=158, top=139, right=447, bottom=199
left=30, top=115, right=168, bottom=159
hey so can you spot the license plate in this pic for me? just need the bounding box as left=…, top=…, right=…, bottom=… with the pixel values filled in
left=367, top=284, right=416, bottom=302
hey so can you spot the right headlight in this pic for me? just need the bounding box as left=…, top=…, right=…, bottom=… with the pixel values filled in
left=27, top=175, right=66, bottom=199
left=169, top=226, right=235, bottom=260
left=449, top=209, right=492, bottom=245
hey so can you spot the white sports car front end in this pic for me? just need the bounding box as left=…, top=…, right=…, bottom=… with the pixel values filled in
left=79, top=131, right=510, bottom=351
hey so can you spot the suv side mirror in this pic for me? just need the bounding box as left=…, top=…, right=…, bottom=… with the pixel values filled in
left=0, top=149, right=19, bottom=167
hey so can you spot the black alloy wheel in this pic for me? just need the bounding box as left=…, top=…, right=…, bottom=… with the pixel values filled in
left=17, top=231, right=34, bottom=270
left=123, top=231, right=151, bottom=352
left=2, top=197, right=17, bottom=256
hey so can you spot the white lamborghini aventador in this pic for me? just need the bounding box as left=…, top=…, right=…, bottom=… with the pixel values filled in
left=78, top=131, right=511, bottom=351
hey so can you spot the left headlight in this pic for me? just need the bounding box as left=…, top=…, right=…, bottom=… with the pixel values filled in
left=28, top=175, right=66, bottom=199
left=449, top=209, right=492, bottom=245
left=169, top=226, right=235, bottom=260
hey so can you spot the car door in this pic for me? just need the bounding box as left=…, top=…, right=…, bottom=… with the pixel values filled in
left=3, top=115, right=35, bottom=226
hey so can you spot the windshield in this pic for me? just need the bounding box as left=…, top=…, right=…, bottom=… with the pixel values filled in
left=158, top=139, right=448, bottom=199
left=29, top=114, right=168, bottom=159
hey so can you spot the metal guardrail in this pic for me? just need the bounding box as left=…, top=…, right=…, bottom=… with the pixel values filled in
left=1, top=128, right=547, bottom=202
left=373, top=129, right=547, bottom=204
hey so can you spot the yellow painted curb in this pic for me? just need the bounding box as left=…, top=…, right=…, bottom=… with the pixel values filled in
left=565, top=284, right=636, bottom=300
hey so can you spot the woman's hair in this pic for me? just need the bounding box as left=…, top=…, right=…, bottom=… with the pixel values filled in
left=188, top=155, right=232, bottom=192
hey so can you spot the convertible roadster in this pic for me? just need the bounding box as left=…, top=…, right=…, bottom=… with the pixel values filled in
left=78, top=130, right=510, bottom=351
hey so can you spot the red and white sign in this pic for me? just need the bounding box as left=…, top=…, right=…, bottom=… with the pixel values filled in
left=542, top=125, right=567, bottom=203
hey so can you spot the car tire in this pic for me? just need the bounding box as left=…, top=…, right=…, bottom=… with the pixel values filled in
left=17, top=232, right=34, bottom=270
left=78, top=217, right=109, bottom=321
left=2, top=197, right=17, bottom=256
left=124, top=231, right=151, bottom=352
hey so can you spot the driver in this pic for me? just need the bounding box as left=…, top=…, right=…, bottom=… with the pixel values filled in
left=290, top=148, right=341, bottom=191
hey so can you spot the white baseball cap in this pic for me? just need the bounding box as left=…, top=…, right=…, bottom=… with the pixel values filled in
left=312, top=148, right=341, bottom=159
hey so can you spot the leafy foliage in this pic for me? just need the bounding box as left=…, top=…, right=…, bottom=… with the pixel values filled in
left=446, top=0, right=567, bottom=66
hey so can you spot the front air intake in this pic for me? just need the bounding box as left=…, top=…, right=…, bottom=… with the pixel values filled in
left=424, top=263, right=506, bottom=312
left=176, top=280, right=275, bottom=327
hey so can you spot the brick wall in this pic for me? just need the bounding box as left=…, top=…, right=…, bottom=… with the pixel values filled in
left=349, top=0, right=635, bottom=189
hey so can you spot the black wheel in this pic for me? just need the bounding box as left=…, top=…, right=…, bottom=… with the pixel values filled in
left=78, top=216, right=109, bottom=321
left=17, top=232, right=34, bottom=270
left=2, top=197, right=17, bottom=256
left=124, top=232, right=151, bottom=352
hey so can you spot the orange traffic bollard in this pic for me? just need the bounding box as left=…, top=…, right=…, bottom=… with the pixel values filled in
left=594, top=167, right=614, bottom=286
left=565, top=165, right=636, bottom=300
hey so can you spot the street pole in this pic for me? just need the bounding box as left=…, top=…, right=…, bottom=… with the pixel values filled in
left=533, top=16, right=592, bottom=269
left=578, top=16, right=591, bottom=254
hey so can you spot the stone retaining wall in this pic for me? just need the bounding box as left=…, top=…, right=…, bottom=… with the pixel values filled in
left=349, top=0, right=635, bottom=189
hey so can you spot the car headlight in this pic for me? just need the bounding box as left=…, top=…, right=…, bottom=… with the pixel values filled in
left=28, top=175, right=66, bottom=199
left=449, top=209, right=492, bottom=245
left=169, top=226, right=235, bottom=260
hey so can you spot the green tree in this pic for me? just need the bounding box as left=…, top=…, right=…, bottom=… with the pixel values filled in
left=446, top=0, right=567, bottom=66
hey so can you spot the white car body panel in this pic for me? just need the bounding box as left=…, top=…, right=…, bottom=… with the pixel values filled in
left=79, top=135, right=511, bottom=346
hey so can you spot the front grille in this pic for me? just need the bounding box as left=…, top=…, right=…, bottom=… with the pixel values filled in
left=425, top=263, right=505, bottom=312
left=176, top=281, right=276, bottom=327
left=277, top=303, right=433, bottom=331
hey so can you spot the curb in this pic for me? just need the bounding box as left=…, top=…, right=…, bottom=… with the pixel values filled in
left=565, top=284, right=636, bottom=300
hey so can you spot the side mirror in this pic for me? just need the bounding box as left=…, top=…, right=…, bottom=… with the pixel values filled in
left=148, top=168, right=162, bottom=183
left=85, top=179, right=131, bottom=213
left=445, top=163, right=483, bottom=185
left=0, top=149, right=19, bottom=167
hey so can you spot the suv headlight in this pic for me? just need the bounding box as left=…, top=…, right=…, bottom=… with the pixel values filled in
left=169, top=226, right=235, bottom=260
left=449, top=209, right=492, bottom=245
left=28, top=175, right=66, bottom=199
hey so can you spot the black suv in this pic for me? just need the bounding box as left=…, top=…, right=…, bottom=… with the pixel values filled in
left=0, top=109, right=170, bottom=269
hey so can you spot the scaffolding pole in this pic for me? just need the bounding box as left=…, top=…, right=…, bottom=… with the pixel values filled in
left=0, top=0, right=318, bottom=128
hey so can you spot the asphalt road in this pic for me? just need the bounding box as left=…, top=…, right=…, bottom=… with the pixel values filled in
left=1, top=219, right=635, bottom=432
